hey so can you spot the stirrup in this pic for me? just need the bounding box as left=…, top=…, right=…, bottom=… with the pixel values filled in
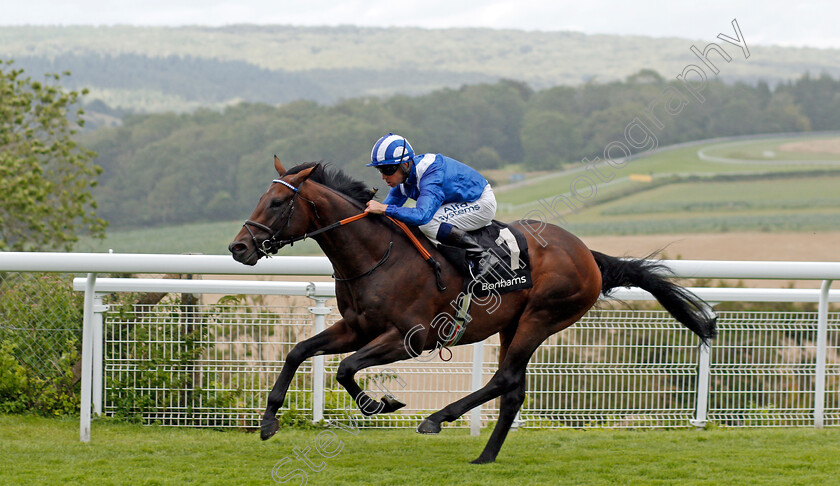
left=467, top=251, right=495, bottom=281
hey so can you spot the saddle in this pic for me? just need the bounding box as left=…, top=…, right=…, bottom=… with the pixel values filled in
left=436, top=221, right=533, bottom=298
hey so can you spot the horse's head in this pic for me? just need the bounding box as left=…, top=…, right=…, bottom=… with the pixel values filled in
left=229, top=156, right=317, bottom=265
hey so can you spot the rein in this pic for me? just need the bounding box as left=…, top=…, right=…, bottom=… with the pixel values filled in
left=242, top=179, right=447, bottom=290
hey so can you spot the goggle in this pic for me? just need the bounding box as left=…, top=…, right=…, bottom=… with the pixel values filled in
left=376, top=164, right=401, bottom=176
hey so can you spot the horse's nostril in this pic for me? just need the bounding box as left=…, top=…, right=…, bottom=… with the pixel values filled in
left=229, top=242, right=247, bottom=255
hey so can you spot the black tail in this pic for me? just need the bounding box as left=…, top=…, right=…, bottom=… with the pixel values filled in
left=591, top=251, right=717, bottom=343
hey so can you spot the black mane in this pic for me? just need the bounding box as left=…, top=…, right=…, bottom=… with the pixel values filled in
left=285, top=162, right=376, bottom=205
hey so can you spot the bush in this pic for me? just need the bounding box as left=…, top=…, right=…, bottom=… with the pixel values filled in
left=0, top=342, right=30, bottom=413
left=0, top=273, right=83, bottom=416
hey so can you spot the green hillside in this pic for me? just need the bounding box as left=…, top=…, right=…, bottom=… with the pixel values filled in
left=75, top=135, right=840, bottom=255
left=2, top=25, right=839, bottom=112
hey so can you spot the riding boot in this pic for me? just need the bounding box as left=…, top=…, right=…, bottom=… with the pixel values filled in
left=440, top=227, right=496, bottom=280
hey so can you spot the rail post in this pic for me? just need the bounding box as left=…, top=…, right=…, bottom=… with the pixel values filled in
left=815, top=279, right=833, bottom=428
left=80, top=273, right=97, bottom=442
left=691, top=341, right=712, bottom=428
left=92, top=292, right=110, bottom=416
left=470, top=339, right=485, bottom=436
left=308, top=295, right=331, bottom=423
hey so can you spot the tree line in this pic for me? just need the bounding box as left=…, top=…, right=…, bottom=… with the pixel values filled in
left=14, top=53, right=495, bottom=110
left=81, top=71, right=836, bottom=229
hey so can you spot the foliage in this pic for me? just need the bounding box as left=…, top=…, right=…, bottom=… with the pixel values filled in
left=79, top=72, right=840, bottom=231
left=0, top=60, right=106, bottom=251
left=0, top=273, right=84, bottom=416
left=0, top=342, right=29, bottom=413
left=0, top=342, right=82, bottom=416
left=0, top=273, right=83, bottom=375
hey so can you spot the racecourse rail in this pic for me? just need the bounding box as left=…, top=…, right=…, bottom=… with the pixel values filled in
left=1, top=252, right=838, bottom=442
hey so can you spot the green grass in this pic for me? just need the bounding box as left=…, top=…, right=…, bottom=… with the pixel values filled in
left=495, top=147, right=801, bottom=215
left=3, top=415, right=840, bottom=485
left=496, top=134, right=840, bottom=209
left=552, top=174, right=840, bottom=235
left=493, top=135, right=840, bottom=235
left=700, top=135, right=840, bottom=162
left=581, top=175, right=840, bottom=218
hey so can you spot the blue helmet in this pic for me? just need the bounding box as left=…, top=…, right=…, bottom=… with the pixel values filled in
left=368, top=133, right=414, bottom=167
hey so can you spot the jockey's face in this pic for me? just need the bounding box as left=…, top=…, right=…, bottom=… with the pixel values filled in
left=381, top=161, right=410, bottom=187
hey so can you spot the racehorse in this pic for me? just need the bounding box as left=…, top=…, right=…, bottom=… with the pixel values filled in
left=228, top=158, right=717, bottom=464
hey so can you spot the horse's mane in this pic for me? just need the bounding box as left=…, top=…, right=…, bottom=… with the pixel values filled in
left=286, top=162, right=376, bottom=205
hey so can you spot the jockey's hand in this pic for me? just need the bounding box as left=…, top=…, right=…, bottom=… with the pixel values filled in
left=365, top=200, right=388, bottom=215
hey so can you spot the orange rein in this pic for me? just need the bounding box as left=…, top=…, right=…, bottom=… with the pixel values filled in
left=337, top=211, right=432, bottom=262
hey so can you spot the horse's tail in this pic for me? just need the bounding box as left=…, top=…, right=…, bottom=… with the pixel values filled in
left=591, top=251, right=717, bottom=343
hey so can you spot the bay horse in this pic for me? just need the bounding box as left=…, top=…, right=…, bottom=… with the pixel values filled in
left=228, top=158, right=717, bottom=464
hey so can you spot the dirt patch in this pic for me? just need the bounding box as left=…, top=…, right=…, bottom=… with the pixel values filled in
left=581, top=231, right=840, bottom=288
left=778, top=137, right=840, bottom=155
left=581, top=231, right=840, bottom=262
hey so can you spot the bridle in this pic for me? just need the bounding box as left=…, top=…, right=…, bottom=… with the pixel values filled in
left=241, top=176, right=446, bottom=290
left=242, top=179, right=316, bottom=257
left=242, top=177, right=396, bottom=282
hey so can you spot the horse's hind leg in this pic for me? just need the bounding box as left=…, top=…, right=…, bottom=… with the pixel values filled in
left=471, top=367, right=527, bottom=464
left=418, top=309, right=590, bottom=463
left=335, top=327, right=411, bottom=416
left=261, top=319, right=359, bottom=440
left=417, top=330, right=539, bottom=436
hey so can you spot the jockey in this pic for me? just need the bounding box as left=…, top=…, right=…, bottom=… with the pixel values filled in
left=364, top=133, right=497, bottom=278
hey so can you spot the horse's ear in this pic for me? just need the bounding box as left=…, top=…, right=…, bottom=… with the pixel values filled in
left=274, top=155, right=286, bottom=176
left=288, top=165, right=317, bottom=186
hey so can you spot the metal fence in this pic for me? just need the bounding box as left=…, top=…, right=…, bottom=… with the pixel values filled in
left=0, top=272, right=82, bottom=382
left=709, top=311, right=840, bottom=427
left=97, top=299, right=840, bottom=430
left=2, top=252, right=840, bottom=442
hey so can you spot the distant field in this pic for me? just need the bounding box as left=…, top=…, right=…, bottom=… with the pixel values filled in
left=495, top=137, right=837, bottom=210
left=700, top=135, right=840, bottom=162
left=77, top=135, right=840, bottom=254
left=561, top=174, right=840, bottom=234
left=495, top=135, right=840, bottom=235
left=600, top=177, right=840, bottom=215
left=4, top=415, right=840, bottom=485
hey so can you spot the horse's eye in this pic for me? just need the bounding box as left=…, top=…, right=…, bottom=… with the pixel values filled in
left=269, top=198, right=284, bottom=209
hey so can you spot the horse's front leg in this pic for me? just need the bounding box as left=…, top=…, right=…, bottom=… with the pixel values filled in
left=335, top=327, right=411, bottom=417
left=262, top=319, right=359, bottom=440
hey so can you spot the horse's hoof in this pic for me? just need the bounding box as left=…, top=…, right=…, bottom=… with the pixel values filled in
left=381, top=395, right=406, bottom=413
left=470, top=456, right=495, bottom=465
left=260, top=418, right=279, bottom=441
left=416, top=419, right=441, bottom=434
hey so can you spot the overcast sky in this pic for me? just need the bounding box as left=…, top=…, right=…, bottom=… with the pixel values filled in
left=5, top=0, right=839, bottom=49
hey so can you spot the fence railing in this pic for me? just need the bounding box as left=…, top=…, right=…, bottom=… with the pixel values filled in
left=1, top=252, right=839, bottom=442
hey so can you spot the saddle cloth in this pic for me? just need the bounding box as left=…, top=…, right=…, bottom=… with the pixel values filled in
left=436, top=220, right=533, bottom=298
